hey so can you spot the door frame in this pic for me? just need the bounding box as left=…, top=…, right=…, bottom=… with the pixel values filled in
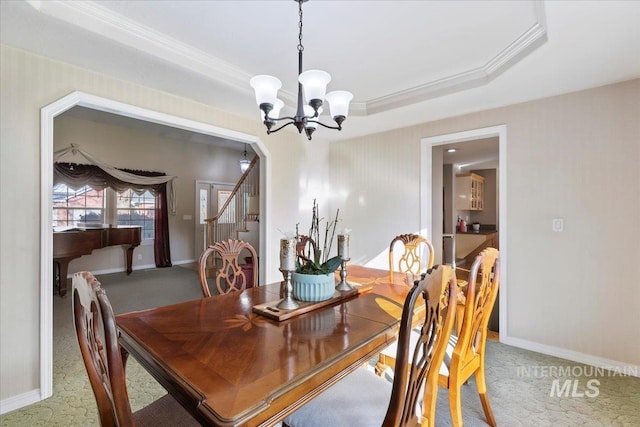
left=420, top=124, right=507, bottom=342
left=39, top=91, right=270, bottom=400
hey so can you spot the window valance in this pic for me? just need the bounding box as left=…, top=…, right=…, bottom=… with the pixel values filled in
left=53, top=144, right=177, bottom=215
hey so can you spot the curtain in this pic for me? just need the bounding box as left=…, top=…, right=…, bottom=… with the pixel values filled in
left=54, top=144, right=176, bottom=214
left=54, top=162, right=172, bottom=268
left=154, top=182, right=172, bottom=267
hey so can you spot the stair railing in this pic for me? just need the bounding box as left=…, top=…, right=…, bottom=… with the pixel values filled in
left=204, top=154, right=259, bottom=249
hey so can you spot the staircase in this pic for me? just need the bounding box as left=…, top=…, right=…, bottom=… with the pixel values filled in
left=202, top=155, right=259, bottom=280
left=205, top=154, right=259, bottom=248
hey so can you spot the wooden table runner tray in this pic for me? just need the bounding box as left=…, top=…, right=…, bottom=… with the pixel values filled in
left=253, top=282, right=372, bottom=321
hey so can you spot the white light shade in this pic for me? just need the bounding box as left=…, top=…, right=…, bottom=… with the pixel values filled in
left=298, top=70, right=331, bottom=103
left=325, top=91, right=353, bottom=118
left=303, top=105, right=320, bottom=129
left=239, top=159, right=251, bottom=173
left=271, top=99, right=285, bottom=118
left=259, top=98, right=284, bottom=121
left=249, top=75, right=282, bottom=106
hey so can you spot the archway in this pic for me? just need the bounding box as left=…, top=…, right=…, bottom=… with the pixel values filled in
left=39, top=91, right=271, bottom=398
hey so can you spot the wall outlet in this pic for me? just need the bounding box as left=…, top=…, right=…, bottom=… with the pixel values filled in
left=137, top=254, right=143, bottom=260
left=183, top=214, right=193, bottom=220
left=552, top=218, right=564, bottom=232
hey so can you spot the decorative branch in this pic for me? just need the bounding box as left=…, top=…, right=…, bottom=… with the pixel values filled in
left=295, top=199, right=342, bottom=274
left=325, top=208, right=340, bottom=262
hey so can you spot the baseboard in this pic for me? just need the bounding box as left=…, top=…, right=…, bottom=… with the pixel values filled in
left=62, top=260, right=196, bottom=278
left=502, top=335, right=640, bottom=378
left=173, top=259, right=196, bottom=266
left=0, top=388, right=41, bottom=415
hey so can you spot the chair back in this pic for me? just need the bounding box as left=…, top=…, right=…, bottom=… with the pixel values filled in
left=455, top=247, right=500, bottom=364
left=383, top=264, right=458, bottom=427
left=388, top=234, right=435, bottom=278
left=72, top=271, right=135, bottom=427
left=295, top=234, right=317, bottom=264
left=199, top=239, right=258, bottom=297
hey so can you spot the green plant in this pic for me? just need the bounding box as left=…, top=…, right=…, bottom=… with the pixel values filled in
left=295, top=199, right=342, bottom=275
left=296, top=253, right=342, bottom=275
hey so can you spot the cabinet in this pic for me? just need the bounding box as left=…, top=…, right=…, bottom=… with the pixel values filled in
left=455, top=173, right=484, bottom=211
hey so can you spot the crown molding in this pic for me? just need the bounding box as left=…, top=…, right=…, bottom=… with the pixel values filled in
left=26, top=0, right=296, bottom=104
left=28, top=0, right=546, bottom=117
left=366, top=2, right=547, bottom=115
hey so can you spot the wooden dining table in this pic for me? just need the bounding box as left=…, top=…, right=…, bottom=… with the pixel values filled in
left=116, top=266, right=414, bottom=427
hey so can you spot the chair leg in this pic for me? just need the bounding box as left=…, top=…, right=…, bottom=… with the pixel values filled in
left=422, top=378, right=439, bottom=427
left=474, top=368, right=496, bottom=427
left=376, top=353, right=396, bottom=377
left=448, top=375, right=464, bottom=427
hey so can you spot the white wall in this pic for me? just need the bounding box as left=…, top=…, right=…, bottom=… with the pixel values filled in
left=329, top=79, right=640, bottom=367
left=0, top=45, right=330, bottom=403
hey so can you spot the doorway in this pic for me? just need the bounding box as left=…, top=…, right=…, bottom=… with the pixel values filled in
left=39, top=91, right=270, bottom=401
left=420, top=125, right=507, bottom=342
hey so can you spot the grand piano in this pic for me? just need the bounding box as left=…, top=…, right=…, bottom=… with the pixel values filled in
left=53, top=225, right=141, bottom=296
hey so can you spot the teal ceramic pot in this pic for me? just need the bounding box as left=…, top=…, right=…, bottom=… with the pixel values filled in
left=291, top=272, right=335, bottom=302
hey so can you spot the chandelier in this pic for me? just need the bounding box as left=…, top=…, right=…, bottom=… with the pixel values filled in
left=239, top=144, right=250, bottom=173
left=250, top=0, right=353, bottom=140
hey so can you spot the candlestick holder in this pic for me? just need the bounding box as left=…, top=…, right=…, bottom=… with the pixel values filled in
left=335, top=258, right=354, bottom=291
left=277, top=269, right=300, bottom=310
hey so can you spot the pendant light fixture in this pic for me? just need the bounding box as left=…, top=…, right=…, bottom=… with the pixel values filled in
left=239, top=144, right=250, bottom=173
left=250, top=0, right=353, bottom=140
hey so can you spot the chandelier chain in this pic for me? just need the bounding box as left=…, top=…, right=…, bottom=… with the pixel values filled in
left=297, top=0, right=304, bottom=52
left=250, top=0, right=352, bottom=140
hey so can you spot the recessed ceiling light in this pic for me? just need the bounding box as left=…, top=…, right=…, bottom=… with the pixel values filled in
left=446, top=148, right=457, bottom=153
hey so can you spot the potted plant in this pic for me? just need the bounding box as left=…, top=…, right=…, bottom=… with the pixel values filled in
left=292, top=199, right=342, bottom=302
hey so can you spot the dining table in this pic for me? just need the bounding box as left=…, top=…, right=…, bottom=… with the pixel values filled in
left=116, top=265, right=415, bottom=427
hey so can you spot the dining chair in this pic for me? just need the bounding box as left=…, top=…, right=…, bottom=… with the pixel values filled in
left=380, top=248, right=500, bottom=426
left=72, top=271, right=200, bottom=426
left=296, top=234, right=317, bottom=264
left=388, top=233, right=435, bottom=280
left=376, top=234, right=436, bottom=377
left=431, top=247, right=499, bottom=427
left=283, top=264, right=458, bottom=427
left=198, top=239, right=258, bottom=297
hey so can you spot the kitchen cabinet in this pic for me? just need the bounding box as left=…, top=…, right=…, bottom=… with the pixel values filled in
left=456, top=173, right=484, bottom=211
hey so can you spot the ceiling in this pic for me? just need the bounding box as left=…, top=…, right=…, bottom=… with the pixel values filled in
left=441, top=137, right=499, bottom=171
left=1, top=0, right=639, bottom=142
left=62, top=105, right=253, bottom=153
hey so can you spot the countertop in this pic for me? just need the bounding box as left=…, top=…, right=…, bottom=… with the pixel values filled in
left=456, top=229, right=497, bottom=235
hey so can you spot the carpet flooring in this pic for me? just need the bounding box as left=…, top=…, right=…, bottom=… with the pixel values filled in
left=1, top=266, right=638, bottom=426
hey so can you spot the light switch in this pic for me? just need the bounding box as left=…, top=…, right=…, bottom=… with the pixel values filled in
left=552, top=218, right=564, bottom=232
left=183, top=214, right=193, bottom=220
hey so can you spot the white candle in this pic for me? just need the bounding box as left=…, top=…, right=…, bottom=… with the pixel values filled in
left=280, top=238, right=296, bottom=271
left=337, top=234, right=349, bottom=260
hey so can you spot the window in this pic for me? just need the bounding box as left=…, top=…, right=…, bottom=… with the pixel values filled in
left=116, top=189, right=156, bottom=240
left=52, top=185, right=156, bottom=240
left=52, top=184, right=105, bottom=227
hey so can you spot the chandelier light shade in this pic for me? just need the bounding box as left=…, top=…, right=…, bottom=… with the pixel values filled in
left=250, top=0, right=353, bottom=140
left=250, top=75, right=282, bottom=107
left=325, top=91, right=354, bottom=121
left=239, top=144, right=251, bottom=173
left=298, top=70, right=331, bottom=108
